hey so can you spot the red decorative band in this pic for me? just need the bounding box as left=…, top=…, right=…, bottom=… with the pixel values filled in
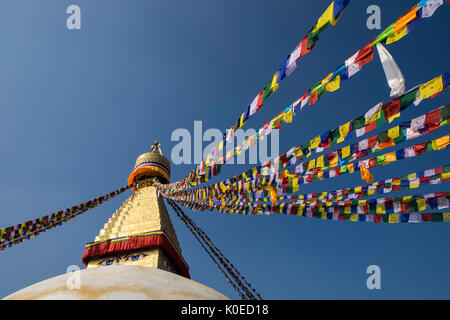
left=81, top=231, right=190, bottom=278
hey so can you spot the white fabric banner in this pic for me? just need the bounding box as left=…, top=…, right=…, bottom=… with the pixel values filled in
left=376, top=43, right=405, bottom=97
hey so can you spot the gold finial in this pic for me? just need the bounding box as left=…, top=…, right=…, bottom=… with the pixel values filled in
left=151, top=140, right=163, bottom=155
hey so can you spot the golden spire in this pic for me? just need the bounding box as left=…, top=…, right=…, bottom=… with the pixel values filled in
left=82, top=143, right=189, bottom=278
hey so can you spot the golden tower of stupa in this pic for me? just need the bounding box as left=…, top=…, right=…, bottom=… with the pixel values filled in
left=81, top=141, right=189, bottom=278
left=4, top=142, right=228, bottom=300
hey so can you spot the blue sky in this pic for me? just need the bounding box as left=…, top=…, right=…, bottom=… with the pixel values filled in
left=0, top=0, right=448, bottom=299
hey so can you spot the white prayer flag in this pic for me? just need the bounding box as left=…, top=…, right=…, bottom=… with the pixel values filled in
left=421, top=0, right=443, bottom=18
left=376, top=43, right=406, bottom=97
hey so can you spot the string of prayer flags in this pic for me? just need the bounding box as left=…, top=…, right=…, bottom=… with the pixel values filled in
left=247, top=165, right=449, bottom=206
left=168, top=165, right=450, bottom=212
left=174, top=195, right=450, bottom=224
left=0, top=184, right=132, bottom=251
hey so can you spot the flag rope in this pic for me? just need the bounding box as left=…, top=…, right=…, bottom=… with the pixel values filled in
left=166, top=197, right=262, bottom=300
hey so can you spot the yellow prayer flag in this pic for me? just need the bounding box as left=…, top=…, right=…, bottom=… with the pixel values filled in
left=239, top=113, right=246, bottom=128
left=386, top=25, right=408, bottom=44
left=326, top=75, right=340, bottom=92
left=358, top=200, right=366, bottom=206
left=443, top=212, right=450, bottom=222
left=341, top=145, right=350, bottom=158
left=316, top=155, right=325, bottom=168
left=389, top=214, right=400, bottom=223
left=407, top=173, right=416, bottom=180
left=355, top=186, right=362, bottom=193
left=388, top=126, right=400, bottom=140
left=314, top=2, right=334, bottom=32
left=385, top=152, right=397, bottom=164
left=388, top=112, right=400, bottom=123
left=418, top=75, right=443, bottom=99
left=376, top=203, right=386, bottom=214
left=442, top=172, right=450, bottom=181
left=345, top=206, right=351, bottom=214
left=310, top=136, right=321, bottom=149
left=410, top=180, right=419, bottom=189
left=285, top=108, right=293, bottom=124
left=292, top=179, right=299, bottom=193
left=308, top=159, right=316, bottom=170
left=432, top=135, right=449, bottom=150
left=350, top=214, right=359, bottom=222
left=366, top=106, right=381, bottom=124
left=298, top=204, right=305, bottom=216
left=339, top=121, right=351, bottom=138
left=329, top=155, right=338, bottom=168
left=347, top=163, right=354, bottom=173
left=294, top=146, right=303, bottom=158
left=271, top=72, right=279, bottom=92
left=417, top=198, right=426, bottom=212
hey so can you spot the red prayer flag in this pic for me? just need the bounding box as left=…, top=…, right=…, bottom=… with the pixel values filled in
left=256, top=91, right=264, bottom=109
left=413, top=143, right=426, bottom=155
left=300, top=36, right=312, bottom=57
left=308, top=90, right=319, bottom=105
left=368, top=135, right=378, bottom=149
left=382, top=98, right=401, bottom=120
left=425, top=108, right=441, bottom=132
left=355, top=44, right=374, bottom=67
left=365, top=121, right=377, bottom=134
left=374, top=214, right=381, bottom=223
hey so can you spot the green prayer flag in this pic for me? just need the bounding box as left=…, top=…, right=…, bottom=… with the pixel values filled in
left=371, top=23, right=395, bottom=46
left=431, top=213, right=443, bottom=222
left=353, top=115, right=365, bottom=130
left=441, top=104, right=450, bottom=121
left=409, top=199, right=419, bottom=212
left=262, top=79, right=274, bottom=102
left=377, top=154, right=386, bottom=165
left=400, top=88, right=418, bottom=110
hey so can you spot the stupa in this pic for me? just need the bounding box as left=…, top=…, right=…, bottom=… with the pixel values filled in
left=4, top=142, right=229, bottom=300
